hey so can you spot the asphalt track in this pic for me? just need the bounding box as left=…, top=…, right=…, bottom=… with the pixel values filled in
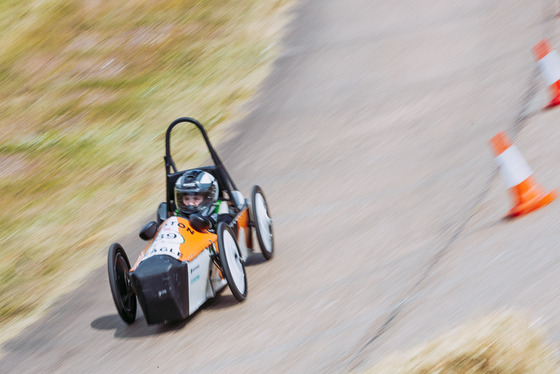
left=3, top=0, right=560, bottom=372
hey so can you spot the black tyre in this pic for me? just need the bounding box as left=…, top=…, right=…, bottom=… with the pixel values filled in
left=251, top=185, right=274, bottom=260
left=108, top=243, right=137, bottom=324
left=217, top=222, right=247, bottom=301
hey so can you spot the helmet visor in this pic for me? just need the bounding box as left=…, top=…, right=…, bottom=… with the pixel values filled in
left=176, top=190, right=212, bottom=215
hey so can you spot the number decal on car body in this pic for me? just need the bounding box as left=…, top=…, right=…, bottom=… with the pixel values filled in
left=141, top=217, right=185, bottom=262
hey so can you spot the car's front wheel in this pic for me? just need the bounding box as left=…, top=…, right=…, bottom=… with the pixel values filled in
left=217, top=222, right=247, bottom=302
left=107, top=243, right=137, bottom=324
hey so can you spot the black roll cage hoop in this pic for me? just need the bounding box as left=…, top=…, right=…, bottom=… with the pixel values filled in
left=164, top=117, right=240, bottom=213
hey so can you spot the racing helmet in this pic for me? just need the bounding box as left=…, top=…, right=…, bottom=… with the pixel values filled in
left=174, top=169, right=219, bottom=216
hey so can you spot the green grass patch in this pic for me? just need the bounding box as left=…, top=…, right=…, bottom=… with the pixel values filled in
left=0, top=0, right=294, bottom=337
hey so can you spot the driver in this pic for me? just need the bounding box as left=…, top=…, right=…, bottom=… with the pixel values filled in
left=174, top=169, right=232, bottom=228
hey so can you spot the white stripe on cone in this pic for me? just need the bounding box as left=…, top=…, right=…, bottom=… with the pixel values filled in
left=495, top=145, right=533, bottom=188
left=538, top=50, right=560, bottom=86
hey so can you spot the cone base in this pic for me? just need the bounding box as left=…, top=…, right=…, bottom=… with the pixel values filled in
left=507, top=189, right=558, bottom=218
left=545, top=96, right=560, bottom=108
left=546, top=82, right=560, bottom=108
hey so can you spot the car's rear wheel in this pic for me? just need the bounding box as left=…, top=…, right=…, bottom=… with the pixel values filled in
left=252, top=185, right=274, bottom=260
left=108, top=243, right=137, bottom=324
left=217, top=222, right=247, bottom=301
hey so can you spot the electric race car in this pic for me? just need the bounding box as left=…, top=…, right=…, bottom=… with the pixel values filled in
left=107, top=117, right=274, bottom=325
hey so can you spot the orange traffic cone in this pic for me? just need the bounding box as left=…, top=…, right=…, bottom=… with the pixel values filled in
left=534, top=39, right=560, bottom=108
left=490, top=131, right=557, bottom=218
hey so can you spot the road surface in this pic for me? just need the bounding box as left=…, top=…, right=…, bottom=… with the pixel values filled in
left=3, top=0, right=560, bottom=372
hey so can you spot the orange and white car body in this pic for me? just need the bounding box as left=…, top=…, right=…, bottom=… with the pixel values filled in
left=130, top=205, right=252, bottom=319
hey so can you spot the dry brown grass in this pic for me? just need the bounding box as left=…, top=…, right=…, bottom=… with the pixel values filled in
left=0, top=0, right=294, bottom=340
left=365, top=311, right=560, bottom=374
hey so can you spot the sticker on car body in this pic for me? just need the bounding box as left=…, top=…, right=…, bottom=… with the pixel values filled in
left=141, top=217, right=185, bottom=262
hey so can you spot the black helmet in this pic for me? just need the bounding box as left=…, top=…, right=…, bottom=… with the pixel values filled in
left=174, top=170, right=218, bottom=216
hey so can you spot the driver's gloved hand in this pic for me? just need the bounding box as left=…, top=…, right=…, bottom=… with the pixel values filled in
left=217, top=214, right=233, bottom=225
left=189, top=214, right=213, bottom=232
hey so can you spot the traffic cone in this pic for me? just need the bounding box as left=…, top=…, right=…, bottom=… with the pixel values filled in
left=533, top=39, right=560, bottom=108
left=490, top=131, right=557, bottom=218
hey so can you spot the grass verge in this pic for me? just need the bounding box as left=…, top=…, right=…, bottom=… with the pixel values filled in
left=365, top=310, right=559, bottom=373
left=0, top=0, right=294, bottom=342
